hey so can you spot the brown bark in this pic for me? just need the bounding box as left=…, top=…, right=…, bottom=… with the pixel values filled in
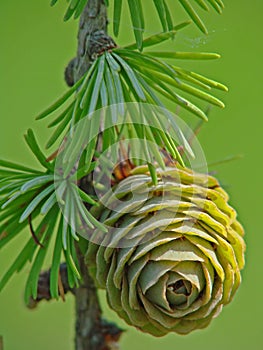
left=27, top=263, right=73, bottom=309
left=74, top=246, right=123, bottom=350
left=65, top=0, right=116, bottom=86
left=32, top=1, right=123, bottom=349
left=66, top=1, right=122, bottom=349
left=28, top=261, right=123, bottom=350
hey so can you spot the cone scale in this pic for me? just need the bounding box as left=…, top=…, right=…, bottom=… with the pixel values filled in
left=86, top=165, right=245, bottom=336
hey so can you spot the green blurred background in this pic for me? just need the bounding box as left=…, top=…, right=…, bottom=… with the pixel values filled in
left=0, top=1, right=262, bottom=349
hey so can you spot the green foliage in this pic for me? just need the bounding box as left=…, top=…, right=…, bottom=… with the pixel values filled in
left=51, top=0, right=224, bottom=49
left=0, top=1, right=227, bottom=299
left=0, top=130, right=105, bottom=301
left=36, top=29, right=226, bottom=165
left=51, top=0, right=88, bottom=20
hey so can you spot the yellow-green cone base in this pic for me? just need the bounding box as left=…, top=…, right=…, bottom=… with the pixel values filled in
left=86, top=166, right=245, bottom=336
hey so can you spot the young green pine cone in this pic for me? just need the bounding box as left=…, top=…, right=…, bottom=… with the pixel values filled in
left=86, top=165, right=245, bottom=336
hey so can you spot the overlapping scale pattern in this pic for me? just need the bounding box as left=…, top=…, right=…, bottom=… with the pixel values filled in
left=86, top=166, right=245, bottom=336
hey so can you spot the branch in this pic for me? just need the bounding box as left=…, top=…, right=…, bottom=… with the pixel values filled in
left=75, top=245, right=124, bottom=350
left=65, top=0, right=116, bottom=86
left=27, top=263, right=73, bottom=309
left=67, top=1, right=123, bottom=349
left=30, top=2, right=123, bottom=349
left=27, top=261, right=124, bottom=349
